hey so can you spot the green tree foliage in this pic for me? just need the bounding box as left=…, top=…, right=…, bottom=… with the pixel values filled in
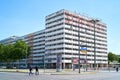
left=0, top=40, right=31, bottom=67
left=13, top=40, right=30, bottom=60
left=119, top=58, right=120, bottom=63
left=3, top=44, right=13, bottom=62
left=0, top=44, right=4, bottom=62
left=108, top=52, right=119, bottom=62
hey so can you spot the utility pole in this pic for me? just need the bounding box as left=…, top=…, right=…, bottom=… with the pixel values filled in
left=70, top=21, right=74, bottom=71
left=78, top=23, right=81, bottom=73
left=43, top=54, right=45, bottom=73
left=89, top=19, right=99, bottom=70
left=85, top=27, right=87, bottom=71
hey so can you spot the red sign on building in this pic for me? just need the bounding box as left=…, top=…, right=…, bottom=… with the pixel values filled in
left=73, top=58, right=78, bottom=64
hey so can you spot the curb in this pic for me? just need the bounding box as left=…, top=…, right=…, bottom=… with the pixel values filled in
left=50, top=71, right=97, bottom=75
left=0, top=69, right=98, bottom=75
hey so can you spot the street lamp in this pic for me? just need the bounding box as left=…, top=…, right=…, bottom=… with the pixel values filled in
left=70, top=25, right=74, bottom=70
left=78, top=23, right=81, bottom=73
left=89, top=19, right=100, bottom=70
left=43, top=54, right=45, bottom=73
left=90, top=41, right=93, bottom=69
left=85, top=27, right=87, bottom=71
left=80, top=26, right=87, bottom=72
left=56, top=53, right=62, bottom=72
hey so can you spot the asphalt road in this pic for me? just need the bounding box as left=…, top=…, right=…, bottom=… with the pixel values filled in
left=0, top=71, right=120, bottom=80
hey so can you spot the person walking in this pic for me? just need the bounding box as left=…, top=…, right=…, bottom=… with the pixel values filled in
left=29, top=66, right=33, bottom=75
left=116, top=67, right=119, bottom=72
left=35, top=66, right=39, bottom=75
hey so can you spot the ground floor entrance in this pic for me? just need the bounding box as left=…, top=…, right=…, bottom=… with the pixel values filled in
left=45, top=63, right=108, bottom=70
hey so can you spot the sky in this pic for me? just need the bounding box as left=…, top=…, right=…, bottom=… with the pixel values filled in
left=0, top=0, right=120, bottom=54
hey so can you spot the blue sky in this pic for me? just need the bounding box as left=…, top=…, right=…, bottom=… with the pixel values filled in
left=0, top=0, right=120, bottom=54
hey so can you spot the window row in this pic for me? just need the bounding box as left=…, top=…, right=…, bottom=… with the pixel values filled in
left=46, top=13, right=64, bottom=21
left=65, top=23, right=107, bottom=35
left=46, top=37, right=64, bottom=42
left=46, top=32, right=64, bottom=38
left=46, top=18, right=64, bottom=25
left=46, top=27, right=64, bottom=34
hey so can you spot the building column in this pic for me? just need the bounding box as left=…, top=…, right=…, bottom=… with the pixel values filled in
left=96, top=64, right=99, bottom=70
left=91, top=64, right=93, bottom=70
left=63, top=62, right=65, bottom=69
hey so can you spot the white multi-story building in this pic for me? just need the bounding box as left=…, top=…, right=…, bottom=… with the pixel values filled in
left=21, top=30, right=45, bottom=67
left=0, top=9, right=107, bottom=69
left=45, top=9, right=107, bottom=69
left=0, top=30, right=45, bottom=68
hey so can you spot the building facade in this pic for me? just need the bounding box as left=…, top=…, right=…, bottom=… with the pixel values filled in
left=45, top=9, right=107, bottom=69
left=0, top=9, right=107, bottom=69
left=21, top=30, right=45, bottom=67
left=0, top=30, right=45, bottom=68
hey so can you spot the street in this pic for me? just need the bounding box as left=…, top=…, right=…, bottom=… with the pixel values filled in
left=0, top=71, right=120, bottom=80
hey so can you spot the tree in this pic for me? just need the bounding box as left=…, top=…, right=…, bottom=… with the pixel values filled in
left=13, top=40, right=31, bottom=60
left=0, top=40, right=31, bottom=68
left=108, top=52, right=119, bottom=62
left=108, top=52, right=114, bottom=62
left=114, top=54, right=119, bottom=61
left=0, top=44, right=14, bottom=68
left=119, top=58, right=120, bottom=63
left=0, top=44, right=4, bottom=62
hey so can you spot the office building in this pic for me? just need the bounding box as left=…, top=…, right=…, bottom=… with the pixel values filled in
left=0, top=9, right=107, bottom=69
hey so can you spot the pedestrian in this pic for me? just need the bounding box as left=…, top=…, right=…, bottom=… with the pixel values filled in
left=73, top=65, right=75, bottom=71
left=29, top=66, right=33, bottom=75
left=116, top=67, right=119, bottom=72
left=35, top=66, right=39, bottom=75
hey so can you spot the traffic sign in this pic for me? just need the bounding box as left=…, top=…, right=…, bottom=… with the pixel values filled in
left=80, top=47, right=87, bottom=54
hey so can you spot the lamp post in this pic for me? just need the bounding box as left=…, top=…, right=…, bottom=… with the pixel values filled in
left=70, top=25, right=74, bottom=70
left=90, top=42, right=93, bottom=69
left=78, top=24, right=81, bottom=73
left=89, top=19, right=99, bottom=70
left=43, top=54, right=45, bottom=73
left=85, top=27, right=87, bottom=71
left=56, top=53, right=62, bottom=72
left=44, top=50, right=49, bottom=72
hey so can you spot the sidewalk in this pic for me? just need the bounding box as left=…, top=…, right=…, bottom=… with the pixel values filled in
left=38, top=69, right=98, bottom=75
left=54, top=69, right=97, bottom=75
left=0, top=69, right=98, bottom=75
left=50, top=71, right=97, bottom=75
